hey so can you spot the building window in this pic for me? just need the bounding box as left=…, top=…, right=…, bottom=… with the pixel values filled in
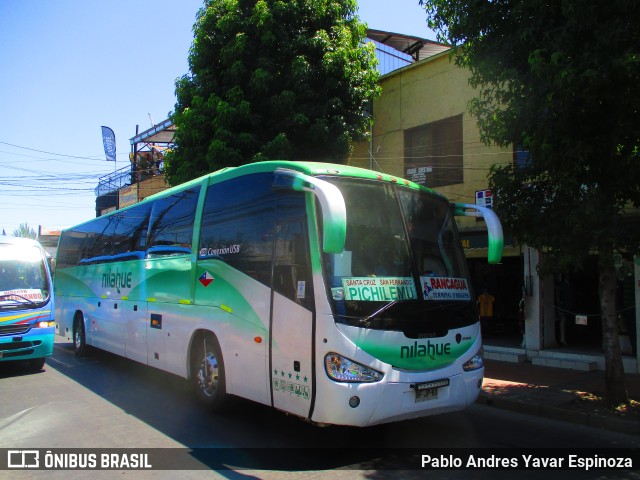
left=404, top=114, right=463, bottom=188
left=514, top=145, right=531, bottom=169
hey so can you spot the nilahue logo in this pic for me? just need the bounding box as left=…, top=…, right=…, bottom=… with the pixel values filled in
left=101, top=268, right=132, bottom=293
left=400, top=340, right=451, bottom=359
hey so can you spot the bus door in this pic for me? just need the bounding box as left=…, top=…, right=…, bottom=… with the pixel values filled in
left=269, top=197, right=315, bottom=418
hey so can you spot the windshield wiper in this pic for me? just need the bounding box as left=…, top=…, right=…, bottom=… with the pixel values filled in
left=0, top=293, right=38, bottom=306
left=359, top=301, right=398, bottom=328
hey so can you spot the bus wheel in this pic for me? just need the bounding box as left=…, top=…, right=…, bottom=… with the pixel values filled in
left=192, top=334, right=227, bottom=411
left=29, top=357, right=46, bottom=372
left=73, top=315, right=88, bottom=358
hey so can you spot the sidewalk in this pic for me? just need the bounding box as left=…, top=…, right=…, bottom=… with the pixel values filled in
left=480, top=359, right=640, bottom=435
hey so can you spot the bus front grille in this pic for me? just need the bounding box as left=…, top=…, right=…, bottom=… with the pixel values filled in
left=0, top=324, right=32, bottom=336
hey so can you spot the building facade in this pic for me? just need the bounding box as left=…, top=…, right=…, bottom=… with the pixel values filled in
left=350, top=45, right=640, bottom=373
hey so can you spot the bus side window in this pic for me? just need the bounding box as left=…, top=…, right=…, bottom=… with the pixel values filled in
left=199, top=173, right=275, bottom=288
left=111, top=203, right=152, bottom=258
left=57, top=229, right=87, bottom=268
left=147, top=187, right=199, bottom=256
left=82, top=216, right=112, bottom=262
left=272, top=214, right=313, bottom=308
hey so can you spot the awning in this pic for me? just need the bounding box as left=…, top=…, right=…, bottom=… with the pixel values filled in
left=366, top=29, right=449, bottom=62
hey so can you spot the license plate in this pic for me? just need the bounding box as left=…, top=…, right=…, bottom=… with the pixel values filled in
left=413, top=378, right=449, bottom=403
left=415, top=387, right=439, bottom=402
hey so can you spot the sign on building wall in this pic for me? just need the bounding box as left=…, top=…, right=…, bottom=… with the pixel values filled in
left=119, top=184, right=139, bottom=209
left=475, top=189, right=493, bottom=209
left=404, top=165, right=432, bottom=185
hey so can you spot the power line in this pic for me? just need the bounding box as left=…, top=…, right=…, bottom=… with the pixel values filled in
left=0, top=140, right=117, bottom=161
left=0, top=149, right=128, bottom=166
left=0, top=183, right=95, bottom=191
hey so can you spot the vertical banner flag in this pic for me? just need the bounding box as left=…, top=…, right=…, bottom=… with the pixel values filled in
left=101, top=126, right=117, bottom=162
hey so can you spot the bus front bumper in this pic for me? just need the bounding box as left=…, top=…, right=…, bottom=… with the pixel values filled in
left=312, top=367, right=484, bottom=427
left=0, top=326, right=55, bottom=362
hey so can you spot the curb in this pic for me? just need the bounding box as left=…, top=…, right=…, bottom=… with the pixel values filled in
left=477, top=393, right=640, bottom=436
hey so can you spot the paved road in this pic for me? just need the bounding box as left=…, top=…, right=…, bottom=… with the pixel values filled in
left=1, top=339, right=638, bottom=479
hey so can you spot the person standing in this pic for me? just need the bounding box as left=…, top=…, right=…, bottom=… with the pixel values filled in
left=477, top=289, right=495, bottom=334
left=556, top=277, right=573, bottom=346
left=518, top=295, right=526, bottom=347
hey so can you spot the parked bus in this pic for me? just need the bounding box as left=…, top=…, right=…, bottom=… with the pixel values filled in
left=0, top=236, right=56, bottom=371
left=55, top=161, right=502, bottom=426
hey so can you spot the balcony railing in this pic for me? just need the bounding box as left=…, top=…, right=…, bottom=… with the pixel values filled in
left=95, top=165, right=132, bottom=197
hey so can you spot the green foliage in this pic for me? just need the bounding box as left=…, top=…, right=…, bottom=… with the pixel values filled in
left=12, top=223, right=37, bottom=239
left=166, top=0, right=380, bottom=185
left=420, top=0, right=637, bottom=405
left=420, top=0, right=640, bottom=272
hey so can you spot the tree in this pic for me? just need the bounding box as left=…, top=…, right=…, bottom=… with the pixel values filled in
left=419, top=0, right=640, bottom=406
left=165, top=0, right=380, bottom=185
left=13, top=223, right=37, bottom=239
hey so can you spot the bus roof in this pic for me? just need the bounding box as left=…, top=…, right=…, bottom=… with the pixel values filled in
left=151, top=160, right=438, bottom=199
left=205, top=160, right=434, bottom=190
left=66, top=161, right=443, bottom=232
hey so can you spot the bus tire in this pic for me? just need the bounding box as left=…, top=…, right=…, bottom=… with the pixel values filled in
left=192, top=333, right=227, bottom=412
left=73, top=314, right=89, bottom=358
left=29, top=357, right=46, bottom=372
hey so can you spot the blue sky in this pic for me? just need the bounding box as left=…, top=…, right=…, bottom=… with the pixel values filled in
left=0, top=0, right=436, bottom=234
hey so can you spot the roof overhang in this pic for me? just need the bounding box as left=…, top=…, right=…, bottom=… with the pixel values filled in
left=130, top=118, right=176, bottom=145
left=366, top=29, right=449, bottom=61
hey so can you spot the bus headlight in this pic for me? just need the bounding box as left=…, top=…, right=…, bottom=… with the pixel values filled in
left=462, top=349, right=484, bottom=372
left=36, top=321, right=56, bottom=328
left=324, top=352, right=383, bottom=383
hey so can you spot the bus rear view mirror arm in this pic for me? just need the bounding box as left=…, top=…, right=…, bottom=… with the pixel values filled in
left=453, top=203, right=504, bottom=264
left=273, top=169, right=347, bottom=253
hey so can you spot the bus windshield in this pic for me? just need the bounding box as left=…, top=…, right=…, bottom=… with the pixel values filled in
left=0, top=243, right=51, bottom=310
left=321, top=177, right=475, bottom=334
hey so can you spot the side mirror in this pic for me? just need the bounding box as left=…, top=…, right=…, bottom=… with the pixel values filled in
left=453, top=203, right=504, bottom=264
left=273, top=169, right=346, bottom=253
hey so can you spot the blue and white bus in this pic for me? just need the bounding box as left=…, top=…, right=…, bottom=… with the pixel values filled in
left=0, top=236, right=55, bottom=371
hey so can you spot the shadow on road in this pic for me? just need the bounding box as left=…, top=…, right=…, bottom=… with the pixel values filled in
left=40, top=341, right=424, bottom=472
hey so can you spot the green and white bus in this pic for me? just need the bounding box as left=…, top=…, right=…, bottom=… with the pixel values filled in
left=0, top=236, right=56, bottom=371
left=55, top=161, right=502, bottom=426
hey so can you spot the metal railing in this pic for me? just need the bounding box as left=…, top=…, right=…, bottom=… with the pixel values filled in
left=95, top=165, right=132, bottom=197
